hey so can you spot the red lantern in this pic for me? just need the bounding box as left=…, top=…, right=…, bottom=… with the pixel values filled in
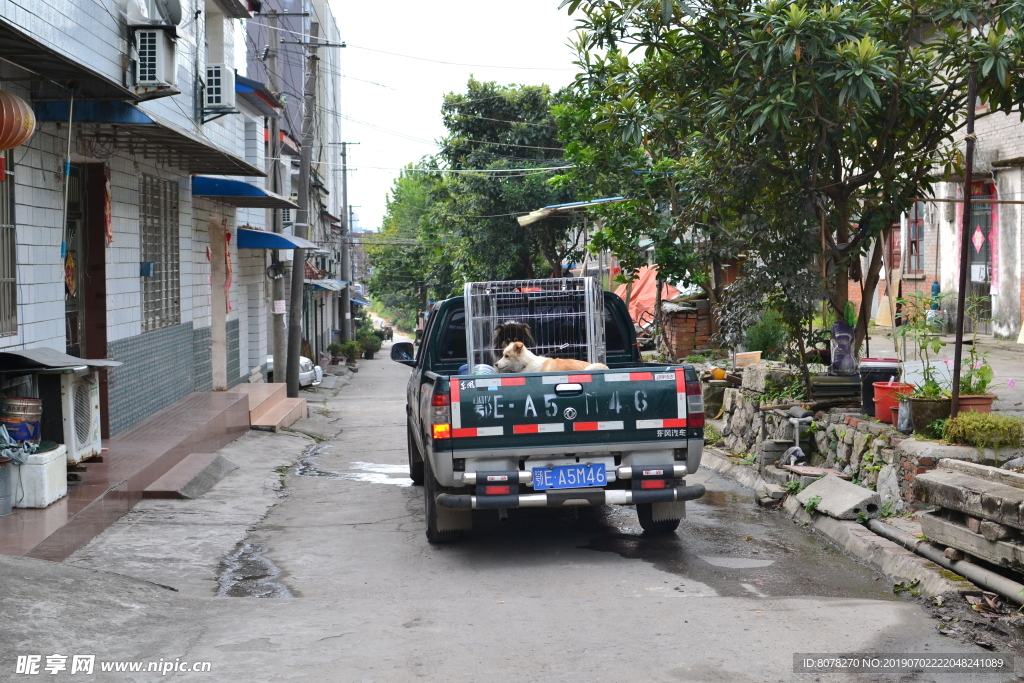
left=0, top=90, right=36, bottom=151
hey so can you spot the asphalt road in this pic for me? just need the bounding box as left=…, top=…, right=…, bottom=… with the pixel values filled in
left=2, top=340, right=1015, bottom=682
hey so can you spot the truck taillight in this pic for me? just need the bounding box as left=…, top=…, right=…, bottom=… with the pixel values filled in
left=685, top=380, right=705, bottom=427
left=432, top=423, right=451, bottom=439
left=432, top=383, right=451, bottom=423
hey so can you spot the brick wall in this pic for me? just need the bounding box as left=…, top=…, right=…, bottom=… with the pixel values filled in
left=663, top=308, right=714, bottom=359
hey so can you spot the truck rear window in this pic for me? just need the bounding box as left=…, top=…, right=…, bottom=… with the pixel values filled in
left=436, top=306, right=625, bottom=364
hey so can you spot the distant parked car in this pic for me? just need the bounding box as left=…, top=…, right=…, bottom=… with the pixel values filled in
left=264, top=356, right=322, bottom=387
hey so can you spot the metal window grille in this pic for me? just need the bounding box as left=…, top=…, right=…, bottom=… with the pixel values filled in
left=0, top=151, right=15, bottom=337
left=206, top=65, right=223, bottom=105
left=137, top=30, right=157, bottom=83
left=464, top=278, right=605, bottom=369
left=141, top=175, right=180, bottom=332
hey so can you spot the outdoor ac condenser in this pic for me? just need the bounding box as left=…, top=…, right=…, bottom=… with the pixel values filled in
left=205, top=64, right=236, bottom=109
left=134, top=28, right=177, bottom=88
left=38, top=369, right=103, bottom=466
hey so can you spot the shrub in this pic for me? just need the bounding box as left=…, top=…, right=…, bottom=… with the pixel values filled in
left=942, top=412, right=1024, bottom=450
left=743, top=309, right=787, bottom=360
left=340, top=340, right=361, bottom=361
left=357, top=333, right=382, bottom=354
left=327, top=343, right=345, bottom=356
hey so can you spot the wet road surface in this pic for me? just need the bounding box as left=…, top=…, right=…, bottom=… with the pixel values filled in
left=219, top=345, right=1010, bottom=682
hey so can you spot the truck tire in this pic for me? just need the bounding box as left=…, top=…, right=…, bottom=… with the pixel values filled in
left=424, top=459, right=463, bottom=544
left=407, top=422, right=424, bottom=486
left=636, top=503, right=681, bottom=535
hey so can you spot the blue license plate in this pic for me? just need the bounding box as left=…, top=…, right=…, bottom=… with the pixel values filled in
left=532, top=464, right=607, bottom=491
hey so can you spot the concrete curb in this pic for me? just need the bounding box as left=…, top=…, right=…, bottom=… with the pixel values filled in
left=701, top=449, right=978, bottom=598
left=701, top=449, right=769, bottom=495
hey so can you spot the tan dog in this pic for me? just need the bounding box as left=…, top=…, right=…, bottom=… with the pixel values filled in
left=494, top=341, right=609, bottom=374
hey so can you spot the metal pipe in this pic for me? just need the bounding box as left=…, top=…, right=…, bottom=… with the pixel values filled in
left=59, top=94, right=74, bottom=259
left=867, top=519, right=1024, bottom=605
left=951, top=61, right=978, bottom=417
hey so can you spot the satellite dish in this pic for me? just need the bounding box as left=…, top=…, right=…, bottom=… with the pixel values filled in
left=155, top=0, right=183, bottom=26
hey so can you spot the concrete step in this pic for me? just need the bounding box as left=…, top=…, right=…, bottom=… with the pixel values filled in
left=227, top=383, right=288, bottom=424
left=143, top=452, right=238, bottom=500
left=252, top=398, right=307, bottom=432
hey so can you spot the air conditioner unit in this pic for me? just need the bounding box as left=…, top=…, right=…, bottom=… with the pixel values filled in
left=134, top=28, right=177, bottom=88
left=38, top=368, right=103, bottom=466
left=205, top=64, right=236, bottom=109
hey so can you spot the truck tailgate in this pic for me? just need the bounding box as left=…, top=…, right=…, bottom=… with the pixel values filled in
left=447, top=367, right=696, bottom=452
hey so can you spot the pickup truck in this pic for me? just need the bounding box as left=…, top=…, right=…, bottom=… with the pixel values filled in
left=390, top=285, right=706, bottom=543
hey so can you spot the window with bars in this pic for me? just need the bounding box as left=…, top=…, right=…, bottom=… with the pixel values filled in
left=906, top=201, right=925, bottom=274
left=0, top=151, right=15, bottom=337
left=140, top=175, right=180, bottom=331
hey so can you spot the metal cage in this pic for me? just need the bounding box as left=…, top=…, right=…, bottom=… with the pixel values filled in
left=464, top=278, right=606, bottom=370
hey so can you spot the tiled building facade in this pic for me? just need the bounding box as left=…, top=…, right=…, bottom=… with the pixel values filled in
left=0, top=0, right=345, bottom=435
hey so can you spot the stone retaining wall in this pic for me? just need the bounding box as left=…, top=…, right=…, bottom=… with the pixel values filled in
left=715, top=366, right=1023, bottom=513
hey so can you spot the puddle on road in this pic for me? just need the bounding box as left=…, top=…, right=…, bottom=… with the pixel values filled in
left=578, top=474, right=905, bottom=601
left=699, top=556, right=775, bottom=569
left=295, top=445, right=412, bottom=487
left=217, top=542, right=293, bottom=598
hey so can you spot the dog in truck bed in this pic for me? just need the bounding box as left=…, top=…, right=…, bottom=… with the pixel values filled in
left=491, top=320, right=537, bottom=362
left=495, top=341, right=608, bottom=373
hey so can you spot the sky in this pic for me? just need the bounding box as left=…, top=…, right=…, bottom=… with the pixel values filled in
left=323, top=0, right=581, bottom=232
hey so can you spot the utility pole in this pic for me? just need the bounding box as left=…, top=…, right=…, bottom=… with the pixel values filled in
left=339, top=141, right=356, bottom=341
left=286, top=22, right=318, bottom=398
left=951, top=59, right=978, bottom=417
left=265, top=9, right=286, bottom=384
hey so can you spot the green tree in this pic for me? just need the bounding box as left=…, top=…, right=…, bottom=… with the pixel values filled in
left=562, top=0, right=1024, bottom=352
left=366, top=165, right=454, bottom=330
left=437, top=78, right=582, bottom=280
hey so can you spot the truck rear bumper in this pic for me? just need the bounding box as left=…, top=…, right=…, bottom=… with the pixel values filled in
left=435, top=484, right=706, bottom=511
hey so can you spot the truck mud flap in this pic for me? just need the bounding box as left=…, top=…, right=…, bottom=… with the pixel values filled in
left=436, top=484, right=705, bottom=511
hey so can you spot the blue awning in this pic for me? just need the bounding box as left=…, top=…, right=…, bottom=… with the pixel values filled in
left=307, top=279, right=348, bottom=291
left=350, top=297, right=370, bottom=306
left=33, top=101, right=264, bottom=177
left=237, top=227, right=317, bottom=250
left=192, top=177, right=298, bottom=209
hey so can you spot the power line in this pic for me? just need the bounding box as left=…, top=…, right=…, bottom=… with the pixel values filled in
left=246, top=22, right=575, bottom=71
left=345, top=44, right=576, bottom=71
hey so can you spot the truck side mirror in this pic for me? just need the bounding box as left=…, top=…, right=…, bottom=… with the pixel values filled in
left=390, top=342, right=416, bottom=367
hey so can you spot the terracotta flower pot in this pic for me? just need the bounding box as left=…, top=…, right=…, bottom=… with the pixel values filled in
left=956, top=394, right=997, bottom=414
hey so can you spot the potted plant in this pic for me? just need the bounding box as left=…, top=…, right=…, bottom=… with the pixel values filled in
left=340, top=340, right=361, bottom=368
left=955, top=296, right=1002, bottom=413
left=357, top=332, right=382, bottom=360
left=327, top=343, right=345, bottom=365
left=891, top=292, right=951, bottom=437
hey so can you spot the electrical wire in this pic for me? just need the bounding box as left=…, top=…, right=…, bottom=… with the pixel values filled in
left=246, top=22, right=574, bottom=71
